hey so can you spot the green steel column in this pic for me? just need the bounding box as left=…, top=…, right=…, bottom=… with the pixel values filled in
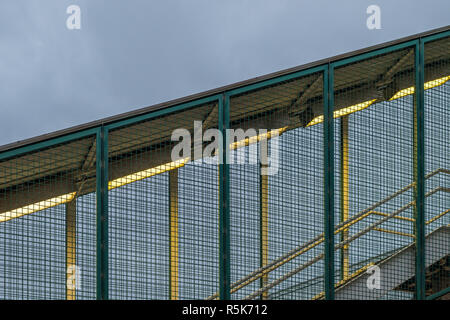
left=324, top=66, right=335, bottom=300
left=96, top=127, right=109, bottom=300
left=259, top=163, right=269, bottom=300
left=340, top=116, right=349, bottom=281
left=414, top=40, right=426, bottom=300
left=169, top=169, right=179, bottom=300
left=219, top=94, right=230, bottom=300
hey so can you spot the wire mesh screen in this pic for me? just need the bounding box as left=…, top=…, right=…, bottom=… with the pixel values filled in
left=0, top=135, right=97, bottom=299
left=228, top=72, right=325, bottom=300
left=75, top=192, right=97, bottom=299
left=0, top=30, right=449, bottom=301
left=178, top=159, right=219, bottom=299
left=107, top=102, right=219, bottom=299
left=424, top=37, right=450, bottom=300
left=266, top=123, right=325, bottom=300
left=333, top=48, right=416, bottom=300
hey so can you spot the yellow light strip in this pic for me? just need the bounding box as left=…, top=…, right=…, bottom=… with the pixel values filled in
left=229, top=127, right=288, bottom=150
left=306, top=99, right=377, bottom=127
left=306, top=75, right=450, bottom=127
left=389, top=75, right=450, bottom=101
left=0, top=192, right=76, bottom=223
left=109, top=127, right=285, bottom=191
left=0, top=158, right=190, bottom=223
left=108, top=157, right=190, bottom=190
left=0, top=127, right=288, bottom=222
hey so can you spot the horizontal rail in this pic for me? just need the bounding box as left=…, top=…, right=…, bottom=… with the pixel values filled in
left=373, top=227, right=414, bottom=238
left=377, top=203, right=450, bottom=230
left=373, top=206, right=450, bottom=238
left=372, top=211, right=414, bottom=222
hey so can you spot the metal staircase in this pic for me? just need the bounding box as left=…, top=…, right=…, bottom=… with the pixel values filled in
left=207, top=168, right=450, bottom=300
left=334, top=226, right=449, bottom=300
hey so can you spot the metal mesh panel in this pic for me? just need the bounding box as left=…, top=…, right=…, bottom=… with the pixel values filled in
left=0, top=29, right=449, bottom=301
left=266, top=125, right=325, bottom=300
left=107, top=102, right=219, bottom=299
left=333, top=48, right=416, bottom=300
left=178, top=160, right=219, bottom=299
left=0, top=135, right=97, bottom=299
left=228, top=73, right=325, bottom=300
left=229, top=146, right=259, bottom=299
left=424, top=37, right=450, bottom=300
left=75, top=192, right=97, bottom=299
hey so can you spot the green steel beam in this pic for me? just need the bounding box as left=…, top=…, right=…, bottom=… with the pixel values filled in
left=226, top=65, right=327, bottom=97
left=414, top=40, right=426, bottom=300
left=96, top=126, right=109, bottom=300
left=0, top=128, right=98, bottom=161
left=331, top=40, right=417, bottom=68
left=106, top=95, right=221, bottom=131
left=219, top=94, right=230, bottom=300
left=323, top=65, right=335, bottom=300
left=422, top=30, right=450, bottom=43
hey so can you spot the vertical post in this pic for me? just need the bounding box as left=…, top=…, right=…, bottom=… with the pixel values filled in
left=66, top=199, right=76, bottom=300
left=340, top=116, right=349, bottom=281
left=169, top=169, right=179, bottom=300
left=259, top=163, right=269, bottom=299
left=218, top=94, right=231, bottom=300
left=96, top=127, right=108, bottom=300
left=324, top=65, right=335, bottom=300
left=414, top=40, right=426, bottom=300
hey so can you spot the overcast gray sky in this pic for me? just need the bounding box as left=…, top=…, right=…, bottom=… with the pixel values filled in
left=0, top=0, right=449, bottom=146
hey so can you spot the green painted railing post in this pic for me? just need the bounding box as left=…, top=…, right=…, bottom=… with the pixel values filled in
left=96, top=126, right=109, bottom=300
left=414, top=40, right=426, bottom=300
left=324, top=65, right=335, bottom=300
left=219, top=94, right=231, bottom=300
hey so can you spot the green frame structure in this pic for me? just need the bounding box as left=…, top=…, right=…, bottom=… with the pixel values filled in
left=0, top=26, right=449, bottom=300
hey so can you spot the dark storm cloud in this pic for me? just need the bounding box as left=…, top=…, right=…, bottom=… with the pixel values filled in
left=0, top=0, right=449, bottom=145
